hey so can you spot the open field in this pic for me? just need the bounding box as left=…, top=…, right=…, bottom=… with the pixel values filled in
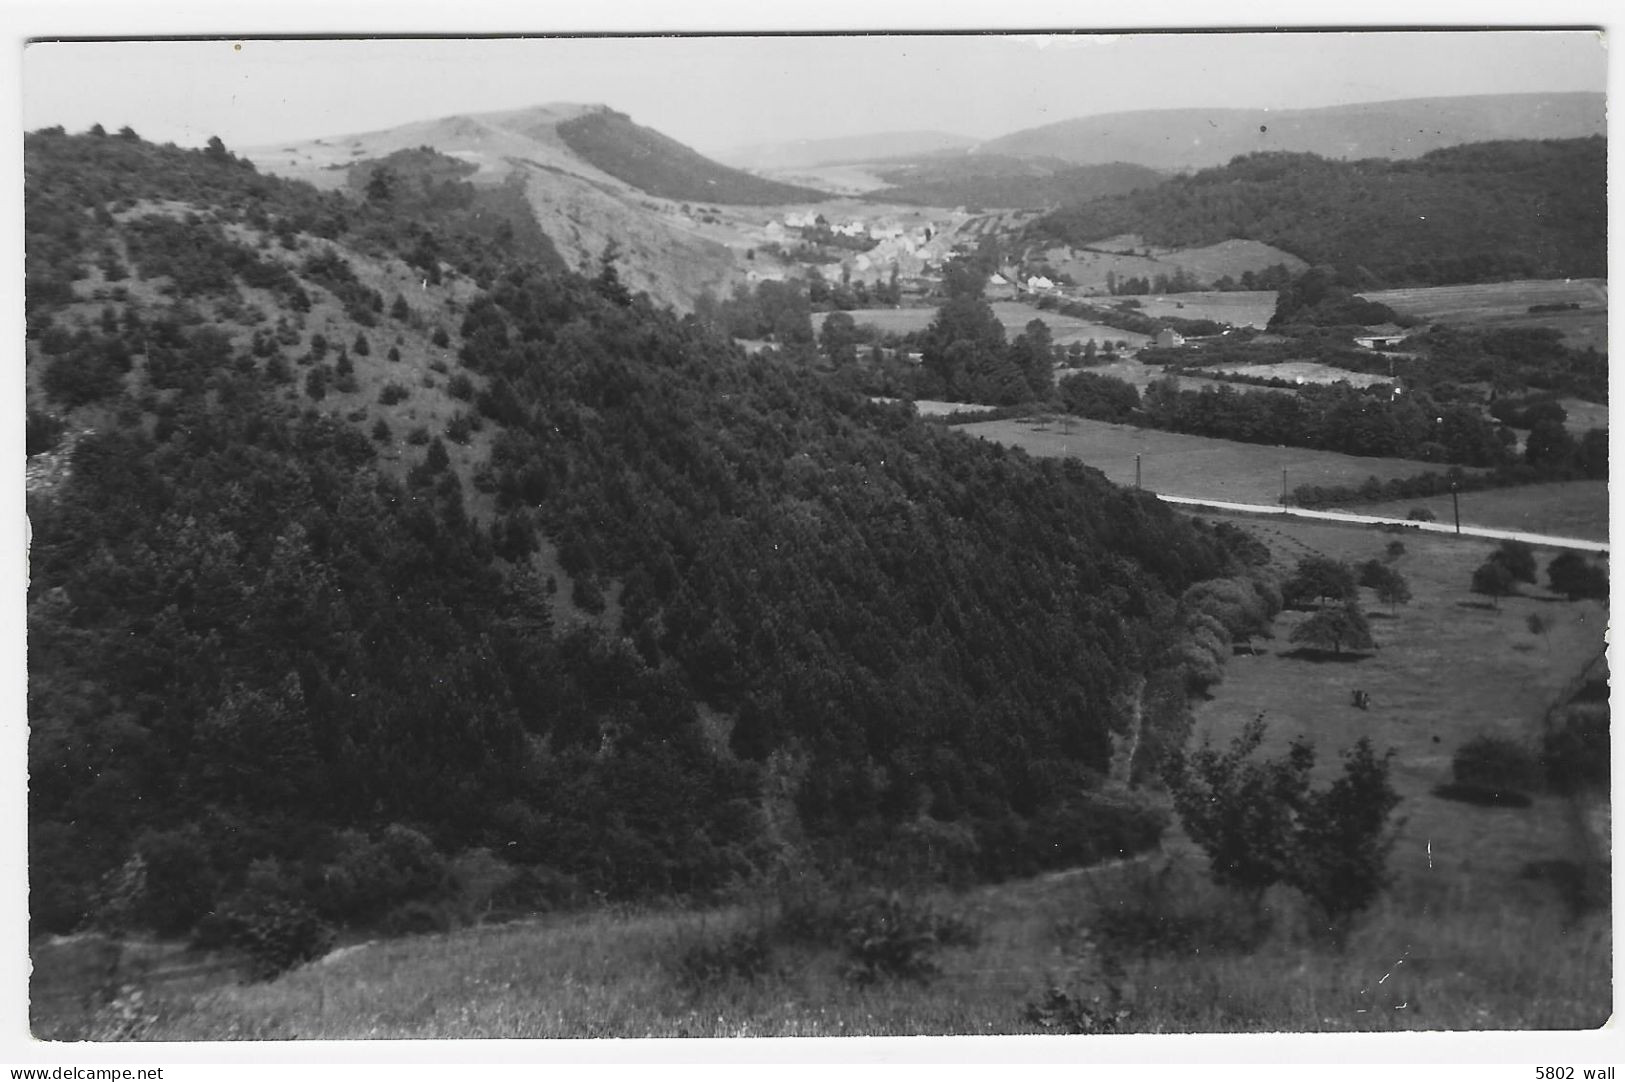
left=814, top=303, right=1152, bottom=347
left=1200, top=360, right=1391, bottom=388
left=1054, top=238, right=1307, bottom=295
left=1560, top=398, right=1609, bottom=434
left=1358, top=279, right=1608, bottom=352
left=56, top=515, right=1606, bottom=1039
left=1346, top=480, right=1609, bottom=543
left=1104, top=289, right=1280, bottom=329
left=959, top=416, right=1452, bottom=505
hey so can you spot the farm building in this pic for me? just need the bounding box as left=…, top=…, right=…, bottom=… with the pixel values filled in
left=1353, top=323, right=1409, bottom=349
left=1154, top=327, right=1186, bottom=348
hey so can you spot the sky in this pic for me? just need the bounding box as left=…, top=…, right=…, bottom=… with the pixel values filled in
left=20, top=29, right=1610, bottom=156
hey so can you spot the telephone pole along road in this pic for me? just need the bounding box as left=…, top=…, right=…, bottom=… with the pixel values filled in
left=1155, top=494, right=1610, bottom=555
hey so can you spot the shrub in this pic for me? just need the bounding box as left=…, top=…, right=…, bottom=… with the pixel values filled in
left=1543, top=701, right=1609, bottom=793
left=431, top=326, right=450, bottom=348
left=1547, top=552, right=1607, bottom=601
left=838, top=891, right=978, bottom=985
left=226, top=895, right=335, bottom=981
left=382, top=899, right=456, bottom=937
left=1289, top=602, right=1374, bottom=656
left=26, top=408, right=66, bottom=456
left=1087, top=861, right=1270, bottom=959
left=1432, top=782, right=1533, bottom=808
left=310, top=824, right=449, bottom=925
left=1492, top=540, right=1538, bottom=584
left=405, top=425, right=431, bottom=446
left=445, top=411, right=475, bottom=444
left=1022, top=927, right=1132, bottom=1034
left=1471, top=558, right=1517, bottom=608
left=132, top=827, right=219, bottom=937
left=1453, top=735, right=1540, bottom=792
left=673, top=925, right=776, bottom=988
left=447, top=373, right=475, bottom=400
left=378, top=382, right=409, bottom=405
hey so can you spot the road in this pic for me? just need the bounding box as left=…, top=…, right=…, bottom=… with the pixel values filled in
left=1155, top=494, right=1610, bottom=554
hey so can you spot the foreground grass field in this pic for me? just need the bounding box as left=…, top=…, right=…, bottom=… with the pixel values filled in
left=43, top=514, right=1606, bottom=1041
left=958, top=415, right=1449, bottom=506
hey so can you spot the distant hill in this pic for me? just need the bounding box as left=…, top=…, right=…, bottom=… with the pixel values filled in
left=978, top=93, right=1606, bottom=171
left=864, top=155, right=1164, bottom=209
left=246, top=103, right=829, bottom=308
left=716, top=130, right=976, bottom=170
left=554, top=108, right=829, bottom=205
left=1031, top=137, right=1607, bottom=288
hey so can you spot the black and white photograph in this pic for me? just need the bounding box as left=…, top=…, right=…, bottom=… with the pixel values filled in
left=10, top=9, right=1616, bottom=1065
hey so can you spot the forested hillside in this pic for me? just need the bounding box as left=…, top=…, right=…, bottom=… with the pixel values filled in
left=1031, top=138, right=1606, bottom=287
left=865, top=156, right=1164, bottom=209
left=26, top=128, right=1260, bottom=947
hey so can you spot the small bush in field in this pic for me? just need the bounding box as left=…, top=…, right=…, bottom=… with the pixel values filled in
left=1088, top=862, right=1270, bottom=958
left=674, top=926, right=776, bottom=988
left=1452, top=735, right=1540, bottom=793
left=1432, top=782, right=1533, bottom=808
left=222, top=895, right=335, bottom=981
left=1023, top=928, right=1132, bottom=1034
left=838, top=891, right=979, bottom=985
left=378, top=382, right=409, bottom=405
left=1543, top=701, right=1609, bottom=793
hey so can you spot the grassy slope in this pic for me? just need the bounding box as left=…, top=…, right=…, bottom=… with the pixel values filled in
left=1347, top=481, right=1610, bottom=543
left=102, top=516, right=1607, bottom=1039
left=958, top=416, right=1451, bottom=506
left=1358, top=279, right=1608, bottom=353
left=555, top=110, right=828, bottom=206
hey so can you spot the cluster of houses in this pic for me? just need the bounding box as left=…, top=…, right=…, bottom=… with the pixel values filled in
left=765, top=211, right=925, bottom=246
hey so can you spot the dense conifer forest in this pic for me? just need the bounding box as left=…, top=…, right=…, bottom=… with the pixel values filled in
left=26, top=129, right=1266, bottom=945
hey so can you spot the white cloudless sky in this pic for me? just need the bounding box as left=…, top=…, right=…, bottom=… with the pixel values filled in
left=21, top=29, right=1609, bottom=155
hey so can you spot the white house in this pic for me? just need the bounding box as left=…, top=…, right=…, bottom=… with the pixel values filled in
left=1352, top=323, right=1409, bottom=349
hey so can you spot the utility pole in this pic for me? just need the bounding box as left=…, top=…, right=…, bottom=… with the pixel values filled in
left=1281, top=468, right=1287, bottom=505
left=1135, top=453, right=1142, bottom=490
left=1451, top=482, right=1461, bottom=535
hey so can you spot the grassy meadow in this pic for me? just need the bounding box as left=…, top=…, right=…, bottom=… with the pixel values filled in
left=958, top=415, right=1449, bottom=506
left=1359, top=279, right=1608, bottom=352
left=1104, top=288, right=1280, bottom=329
left=39, top=514, right=1608, bottom=1041
left=1347, top=480, right=1610, bottom=543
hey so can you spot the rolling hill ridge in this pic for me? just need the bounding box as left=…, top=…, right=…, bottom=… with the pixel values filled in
left=975, top=92, right=1606, bottom=171
left=246, top=104, right=832, bottom=308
